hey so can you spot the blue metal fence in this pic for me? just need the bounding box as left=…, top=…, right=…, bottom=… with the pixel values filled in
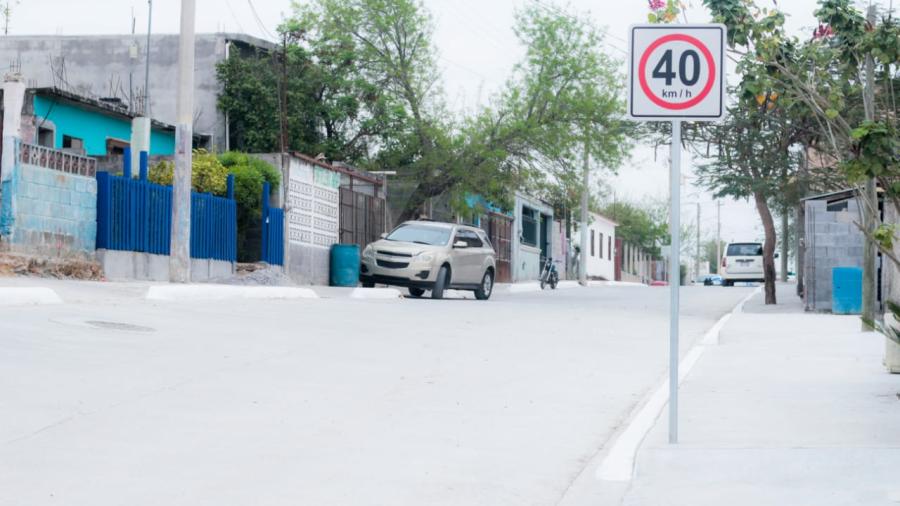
left=96, top=149, right=237, bottom=262
left=260, top=181, right=284, bottom=266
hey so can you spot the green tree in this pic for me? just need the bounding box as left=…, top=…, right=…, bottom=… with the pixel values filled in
left=703, top=0, right=900, bottom=313
left=601, top=200, right=668, bottom=258
left=649, top=0, right=811, bottom=303
left=244, top=0, right=632, bottom=221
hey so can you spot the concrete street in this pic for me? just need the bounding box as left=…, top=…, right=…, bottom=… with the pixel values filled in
left=0, top=281, right=752, bottom=506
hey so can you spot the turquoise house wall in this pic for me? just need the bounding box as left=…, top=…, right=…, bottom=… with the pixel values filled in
left=32, top=96, right=176, bottom=156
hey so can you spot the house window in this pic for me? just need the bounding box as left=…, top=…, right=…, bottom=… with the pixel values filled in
left=599, top=233, right=604, bottom=258
left=521, top=207, right=538, bottom=247
left=106, top=138, right=130, bottom=156
left=62, top=135, right=84, bottom=152
left=591, top=230, right=595, bottom=256
left=37, top=127, right=54, bottom=148
left=608, top=236, right=612, bottom=260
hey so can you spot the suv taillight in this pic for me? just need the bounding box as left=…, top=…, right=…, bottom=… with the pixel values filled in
left=722, top=257, right=727, bottom=268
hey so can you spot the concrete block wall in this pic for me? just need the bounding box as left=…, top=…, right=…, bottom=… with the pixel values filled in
left=288, top=243, right=330, bottom=285
left=1, top=163, right=97, bottom=256
left=804, top=199, right=865, bottom=312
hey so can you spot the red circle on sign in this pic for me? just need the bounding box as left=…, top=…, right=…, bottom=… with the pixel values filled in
left=638, top=33, right=716, bottom=110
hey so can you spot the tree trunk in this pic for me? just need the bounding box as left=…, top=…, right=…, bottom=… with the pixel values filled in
left=754, top=191, right=778, bottom=305
left=397, top=175, right=455, bottom=223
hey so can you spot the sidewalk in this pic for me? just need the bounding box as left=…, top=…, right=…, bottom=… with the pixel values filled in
left=622, top=283, right=900, bottom=505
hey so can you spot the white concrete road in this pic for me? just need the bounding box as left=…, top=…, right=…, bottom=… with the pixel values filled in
left=0, top=280, right=753, bottom=506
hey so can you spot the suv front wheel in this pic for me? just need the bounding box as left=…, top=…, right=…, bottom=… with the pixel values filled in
left=475, top=270, right=494, bottom=300
left=431, top=265, right=450, bottom=299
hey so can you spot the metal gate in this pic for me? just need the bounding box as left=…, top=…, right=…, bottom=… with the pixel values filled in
left=482, top=212, right=512, bottom=283
left=339, top=187, right=385, bottom=249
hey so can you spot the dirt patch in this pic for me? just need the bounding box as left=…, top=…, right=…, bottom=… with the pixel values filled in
left=211, top=262, right=294, bottom=286
left=0, top=253, right=103, bottom=280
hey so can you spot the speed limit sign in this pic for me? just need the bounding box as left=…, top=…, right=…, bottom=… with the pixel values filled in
left=624, top=24, right=726, bottom=448
left=628, top=24, right=726, bottom=120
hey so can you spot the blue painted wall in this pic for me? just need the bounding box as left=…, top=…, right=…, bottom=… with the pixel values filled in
left=2, top=160, right=98, bottom=253
left=33, top=95, right=176, bottom=156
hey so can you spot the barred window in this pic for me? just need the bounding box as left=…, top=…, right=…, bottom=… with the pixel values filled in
left=521, top=207, right=538, bottom=247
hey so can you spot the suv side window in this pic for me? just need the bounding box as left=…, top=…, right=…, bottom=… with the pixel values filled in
left=477, top=230, right=492, bottom=250
left=455, top=230, right=483, bottom=248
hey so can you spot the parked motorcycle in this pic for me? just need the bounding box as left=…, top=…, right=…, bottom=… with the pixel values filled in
left=540, top=256, right=559, bottom=290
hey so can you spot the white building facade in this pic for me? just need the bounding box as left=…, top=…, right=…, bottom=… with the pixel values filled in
left=511, top=193, right=554, bottom=282
left=579, top=212, right=618, bottom=281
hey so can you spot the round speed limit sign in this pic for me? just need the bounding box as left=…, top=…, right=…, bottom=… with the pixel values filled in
left=628, top=25, right=726, bottom=121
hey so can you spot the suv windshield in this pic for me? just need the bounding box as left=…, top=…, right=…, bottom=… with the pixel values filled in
left=727, top=243, right=763, bottom=256
left=386, top=224, right=452, bottom=246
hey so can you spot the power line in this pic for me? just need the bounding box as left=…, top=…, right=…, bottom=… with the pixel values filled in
left=223, top=0, right=246, bottom=34
left=438, top=55, right=488, bottom=80
left=247, top=0, right=276, bottom=40
left=530, top=0, right=629, bottom=55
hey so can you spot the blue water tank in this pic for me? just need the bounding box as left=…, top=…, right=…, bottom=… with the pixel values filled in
left=832, top=267, right=863, bottom=314
left=330, top=244, right=361, bottom=287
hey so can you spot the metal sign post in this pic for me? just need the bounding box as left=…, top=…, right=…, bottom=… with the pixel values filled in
left=668, top=119, right=681, bottom=443
left=627, top=24, right=726, bottom=444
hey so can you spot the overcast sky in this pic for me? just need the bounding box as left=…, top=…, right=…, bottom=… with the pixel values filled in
left=9, top=0, right=885, bottom=247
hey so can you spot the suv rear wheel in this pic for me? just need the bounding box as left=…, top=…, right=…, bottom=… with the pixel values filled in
left=475, top=270, right=494, bottom=300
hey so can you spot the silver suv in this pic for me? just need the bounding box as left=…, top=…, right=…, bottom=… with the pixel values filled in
left=359, top=221, right=497, bottom=300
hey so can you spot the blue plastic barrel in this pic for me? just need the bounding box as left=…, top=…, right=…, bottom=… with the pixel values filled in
left=330, top=244, right=361, bottom=287
left=832, top=267, right=863, bottom=314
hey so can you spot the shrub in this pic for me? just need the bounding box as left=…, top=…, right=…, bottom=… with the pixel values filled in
left=218, top=152, right=282, bottom=262
left=147, top=149, right=229, bottom=195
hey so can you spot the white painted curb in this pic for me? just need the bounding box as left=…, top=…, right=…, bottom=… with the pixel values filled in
left=595, top=287, right=761, bottom=482
left=505, top=282, right=542, bottom=294
left=556, top=280, right=581, bottom=289
left=350, top=287, right=403, bottom=300
left=0, top=287, right=63, bottom=306
left=588, top=280, right=648, bottom=288
left=146, top=285, right=319, bottom=301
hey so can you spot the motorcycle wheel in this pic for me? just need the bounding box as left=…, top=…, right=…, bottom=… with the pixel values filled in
left=550, top=275, right=558, bottom=289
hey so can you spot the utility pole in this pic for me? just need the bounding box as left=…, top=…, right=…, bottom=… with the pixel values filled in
left=716, top=201, right=721, bottom=275
left=277, top=31, right=295, bottom=276
left=579, top=139, right=589, bottom=286
left=170, top=0, right=195, bottom=283
left=780, top=207, right=789, bottom=282
left=2, top=2, right=10, bottom=36
left=144, top=0, right=152, bottom=116
left=370, top=171, right=397, bottom=233
left=861, top=4, right=877, bottom=330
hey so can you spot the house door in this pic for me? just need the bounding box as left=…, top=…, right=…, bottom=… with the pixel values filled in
left=484, top=212, right=512, bottom=283
left=539, top=213, right=551, bottom=262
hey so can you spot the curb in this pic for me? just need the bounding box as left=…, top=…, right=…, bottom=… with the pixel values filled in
left=594, top=287, right=761, bottom=482
left=349, top=287, right=403, bottom=300
left=504, top=282, right=542, bottom=294
left=146, top=285, right=319, bottom=302
left=0, top=287, right=63, bottom=306
left=588, top=280, right=648, bottom=288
